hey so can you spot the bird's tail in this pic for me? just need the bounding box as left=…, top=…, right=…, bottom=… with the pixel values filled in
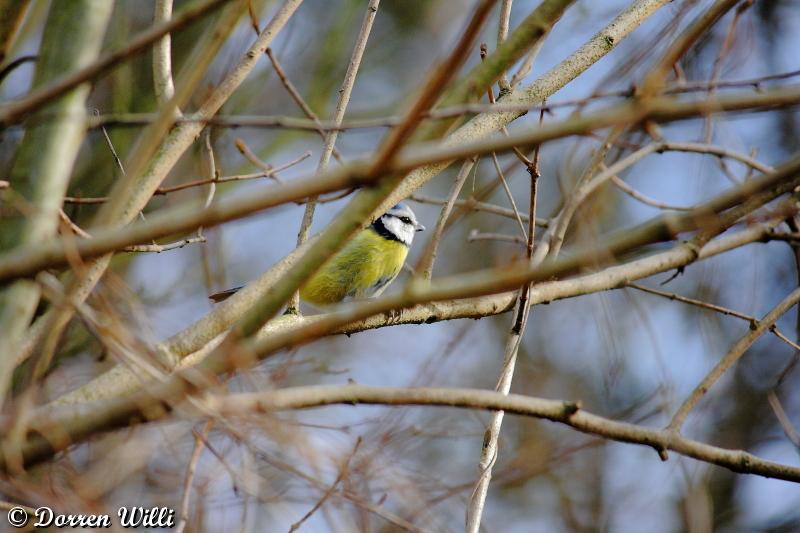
left=208, top=286, right=243, bottom=303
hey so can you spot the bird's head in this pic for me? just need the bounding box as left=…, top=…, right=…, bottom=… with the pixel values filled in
left=374, top=203, right=425, bottom=246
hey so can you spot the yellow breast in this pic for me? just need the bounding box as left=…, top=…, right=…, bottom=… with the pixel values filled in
left=299, top=227, right=409, bottom=306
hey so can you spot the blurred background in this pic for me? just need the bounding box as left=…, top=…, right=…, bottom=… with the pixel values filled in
left=2, top=0, right=800, bottom=531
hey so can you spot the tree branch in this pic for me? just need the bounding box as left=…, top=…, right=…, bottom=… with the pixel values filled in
left=668, top=287, right=800, bottom=432
left=47, top=217, right=783, bottom=408
left=2, top=85, right=797, bottom=287
left=291, top=0, right=380, bottom=312
left=0, top=0, right=113, bottom=404
left=0, top=0, right=232, bottom=126
left=200, top=384, right=800, bottom=483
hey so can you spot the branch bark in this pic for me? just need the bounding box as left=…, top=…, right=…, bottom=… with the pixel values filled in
left=6, top=159, right=796, bottom=468
left=291, top=0, right=380, bottom=312
left=0, top=0, right=113, bottom=404
left=669, top=287, right=800, bottom=431
left=53, top=218, right=779, bottom=407
left=201, top=384, right=800, bottom=482
left=152, top=0, right=179, bottom=111
left=0, top=0, right=233, bottom=126
left=1, top=85, right=798, bottom=287
left=20, top=0, right=303, bottom=378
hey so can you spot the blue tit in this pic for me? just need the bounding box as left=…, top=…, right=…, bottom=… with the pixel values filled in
left=209, top=203, right=425, bottom=305
left=300, top=203, right=425, bottom=305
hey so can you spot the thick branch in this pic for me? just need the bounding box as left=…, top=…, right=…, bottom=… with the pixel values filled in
left=2, top=85, right=797, bottom=286
left=0, top=0, right=232, bottom=126
left=0, top=0, right=113, bottom=403
left=292, top=0, right=380, bottom=311
left=152, top=0, right=179, bottom=111
left=19, top=173, right=797, bottom=466
left=19, top=0, right=304, bottom=378
left=53, top=217, right=779, bottom=407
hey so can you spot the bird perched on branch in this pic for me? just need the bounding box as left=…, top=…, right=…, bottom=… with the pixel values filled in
left=209, top=203, right=425, bottom=306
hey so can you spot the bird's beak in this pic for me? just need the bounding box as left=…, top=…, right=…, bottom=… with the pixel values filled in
left=415, top=223, right=425, bottom=232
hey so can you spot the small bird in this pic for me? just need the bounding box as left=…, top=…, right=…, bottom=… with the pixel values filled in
left=209, top=203, right=425, bottom=306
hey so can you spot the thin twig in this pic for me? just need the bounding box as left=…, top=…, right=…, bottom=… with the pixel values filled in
left=96, top=110, right=126, bottom=175
left=467, top=100, right=542, bottom=532
left=63, top=151, right=310, bottom=204
left=291, top=0, right=380, bottom=312
left=0, top=55, right=37, bottom=84
left=410, top=193, right=549, bottom=227
left=467, top=229, right=526, bottom=245
left=767, top=391, right=800, bottom=451
left=671, top=68, right=800, bottom=93
left=416, top=158, right=477, bottom=280
left=496, top=0, right=513, bottom=92
left=202, top=129, right=218, bottom=210
left=610, top=174, right=693, bottom=211
left=660, top=141, right=773, bottom=174
left=202, top=384, right=800, bottom=483
left=235, top=138, right=279, bottom=179
left=123, top=236, right=207, bottom=253
left=626, top=282, right=800, bottom=352
left=265, top=48, right=344, bottom=164
left=174, top=421, right=213, bottom=533
left=288, top=437, right=362, bottom=532
left=59, top=208, right=206, bottom=253
left=490, top=152, right=528, bottom=239
left=669, top=287, right=800, bottom=431
left=58, top=210, right=92, bottom=238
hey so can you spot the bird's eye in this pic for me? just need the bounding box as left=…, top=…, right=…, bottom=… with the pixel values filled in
left=400, top=216, right=412, bottom=224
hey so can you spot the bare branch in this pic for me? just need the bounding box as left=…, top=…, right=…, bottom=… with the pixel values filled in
left=291, top=0, right=380, bottom=311
left=669, top=287, right=800, bottom=431
left=611, top=174, right=694, bottom=211
left=153, top=0, right=179, bottom=112
left=411, top=193, right=549, bottom=227
left=200, top=384, right=800, bottom=483
left=264, top=48, right=344, bottom=164
left=46, top=215, right=781, bottom=421
left=495, top=0, right=513, bottom=92
left=626, top=282, right=800, bottom=352
left=416, top=158, right=477, bottom=280
left=1, top=86, right=799, bottom=287
left=0, top=0, right=231, bottom=126
left=64, top=151, right=309, bottom=205
left=467, top=229, right=527, bottom=245
left=174, top=422, right=212, bottom=533
left=0, top=0, right=113, bottom=405
left=19, top=0, right=304, bottom=377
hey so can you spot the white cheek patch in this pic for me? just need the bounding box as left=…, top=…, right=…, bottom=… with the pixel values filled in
left=381, top=215, right=415, bottom=246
